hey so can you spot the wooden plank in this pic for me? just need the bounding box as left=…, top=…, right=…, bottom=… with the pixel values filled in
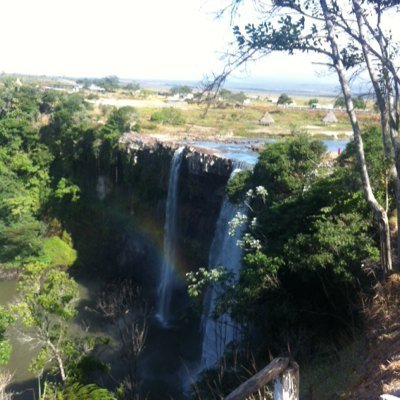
left=225, top=357, right=290, bottom=400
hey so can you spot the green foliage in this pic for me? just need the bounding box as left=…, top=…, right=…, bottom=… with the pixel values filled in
left=215, top=132, right=379, bottom=362
left=78, top=76, right=120, bottom=92
left=277, top=93, right=293, bottom=105
left=97, top=76, right=120, bottom=92
left=54, top=178, right=80, bottom=202
left=340, top=126, right=388, bottom=203
left=252, top=133, right=326, bottom=201
left=44, top=383, right=116, bottom=400
left=41, top=236, right=77, bottom=268
left=40, top=90, right=60, bottom=114
left=0, top=216, right=43, bottom=266
left=150, top=107, right=185, bottom=125
left=353, top=96, right=366, bottom=109
left=308, top=98, right=318, bottom=106
left=334, top=95, right=366, bottom=110
left=285, top=210, right=379, bottom=281
left=219, top=89, right=247, bottom=103
left=334, top=97, right=346, bottom=108
left=0, top=307, right=13, bottom=365
left=14, top=263, right=78, bottom=326
left=226, top=170, right=251, bottom=203
left=106, top=106, right=139, bottom=133
left=12, top=263, right=79, bottom=378
left=124, top=82, right=140, bottom=91
left=187, top=266, right=228, bottom=298
left=0, top=86, right=56, bottom=268
left=170, top=85, right=192, bottom=95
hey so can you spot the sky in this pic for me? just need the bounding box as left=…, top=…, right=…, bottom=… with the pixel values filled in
left=0, top=0, right=397, bottom=89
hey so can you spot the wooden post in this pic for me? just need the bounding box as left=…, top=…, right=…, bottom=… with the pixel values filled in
left=225, top=358, right=290, bottom=400
left=273, top=362, right=299, bottom=400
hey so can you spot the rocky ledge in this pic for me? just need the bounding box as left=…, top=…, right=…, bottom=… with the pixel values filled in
left=119, top=133, right=235, bottom=177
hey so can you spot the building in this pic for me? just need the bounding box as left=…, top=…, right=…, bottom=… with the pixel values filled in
left=322, top=110, right=338, bottom=124
left=259, top=111, right=275, bottom=126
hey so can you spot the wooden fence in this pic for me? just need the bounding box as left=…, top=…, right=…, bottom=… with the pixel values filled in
left=225, top=357, right=299, bottom=400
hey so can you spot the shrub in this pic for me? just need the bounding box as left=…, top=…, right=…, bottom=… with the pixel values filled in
left=150, top=107, right=185, bottom=125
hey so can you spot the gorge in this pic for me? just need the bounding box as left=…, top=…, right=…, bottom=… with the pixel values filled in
left=66, top=134, right=346, bottom=398
left=1, top=123, right=354, bottom=400
left=2, top=133, right=250, bottom=399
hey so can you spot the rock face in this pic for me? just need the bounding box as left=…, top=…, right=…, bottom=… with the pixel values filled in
left=119, top=132, right=235, bottom=178
left=115, top=133, right=237, bottom=283
left=72, top=133, right=236, bottom=301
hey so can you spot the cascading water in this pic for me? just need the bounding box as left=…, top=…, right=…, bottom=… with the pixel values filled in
left=199, top=167, right=248, bottom=370
left=156, top=146, right=184, bottom=326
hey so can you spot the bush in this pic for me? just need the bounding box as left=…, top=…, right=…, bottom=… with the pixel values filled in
left=226, top=170, right=251, bottom=203
left=41, top=236, right=77, bottom=268
left=277, top=93, right=293, bottom=105
left=150, top=107, right=185, bottom=125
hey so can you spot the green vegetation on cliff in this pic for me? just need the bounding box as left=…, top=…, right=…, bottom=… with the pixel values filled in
left=191, top=132, right=385, bottom=398
left=0, top=77, right=393, bottom=399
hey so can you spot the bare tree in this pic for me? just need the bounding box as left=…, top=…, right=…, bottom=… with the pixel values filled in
left=203, top=0, right=400, bottom=275
left=97, top=280, right=150, bottom=399
left=0, top=370, right=13, bottom=400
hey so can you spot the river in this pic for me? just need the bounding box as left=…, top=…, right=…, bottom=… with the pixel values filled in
left=0, top=279, right=104, bottom=399
left=0, top=277, right=200, bottom=400
left=187, top=138, right=349, bottom=165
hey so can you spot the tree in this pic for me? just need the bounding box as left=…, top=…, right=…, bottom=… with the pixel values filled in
left=12, top=262, right=79, bottom=384
left=308, top=98, right=318, bottom=107
left=334, top=96, right=346, bottom=108
left=220, top=89, right=247, bottom=103
left=0, top=369, right=13, bottom=400
left=124, top=82, right=141, bottom=92
left=225, top=134, right=379, bottom=352
left=335, top=94, right=368, bottom=111
left=203, top=0, right=399, bottom=275
left=353, top=96, right=367, bottom=110
left=97, top=281, right=149, bottom=399
left=106, top=106, right=139, bottom=133
left=190, top=135, right=380, bottom=393
left=252, top=132, right=326, bottom=201
left=170, top=85, right=192, bottom=95
left=98, top=76, right=120, bottom=92
left=277, top=93, right=293, bottom=105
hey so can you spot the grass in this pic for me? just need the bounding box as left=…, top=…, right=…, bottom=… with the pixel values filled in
left=42, top=236, right=77, bottom=268
left=300, top=336, right=367, bottom=400
left=89, top=91, right=380, bottom=139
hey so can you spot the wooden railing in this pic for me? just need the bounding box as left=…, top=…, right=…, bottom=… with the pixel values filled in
left=225, top=357, right=299, bottom=400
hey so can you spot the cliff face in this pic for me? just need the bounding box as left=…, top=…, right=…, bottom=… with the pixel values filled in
left=119, top=132, right=234, bottom=177
left=117, top=133, right=234, bottom=279
left=71, top=133, right=235, bottom=299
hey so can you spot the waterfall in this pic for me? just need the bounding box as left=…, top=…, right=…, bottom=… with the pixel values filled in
left=156, top=146, right=184, bottom=326
left=200, top=167, right=247, bottom=370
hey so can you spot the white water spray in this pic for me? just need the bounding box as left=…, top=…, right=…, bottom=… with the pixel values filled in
left=200, top=167, right=247, bottom=370
left=156, top=147, right=184, bottom=326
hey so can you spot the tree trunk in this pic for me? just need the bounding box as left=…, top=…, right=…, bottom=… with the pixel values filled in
left=48, top=341, right=66, bottom=384
left=352, top=0, right=400, bottom=269
left=320, top=0, right=392, bottom=275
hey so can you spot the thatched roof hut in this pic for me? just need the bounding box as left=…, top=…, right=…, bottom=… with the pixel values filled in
left=322, top=110, right=338, bottom=124
left=259, top=112, right=275, bottom=126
